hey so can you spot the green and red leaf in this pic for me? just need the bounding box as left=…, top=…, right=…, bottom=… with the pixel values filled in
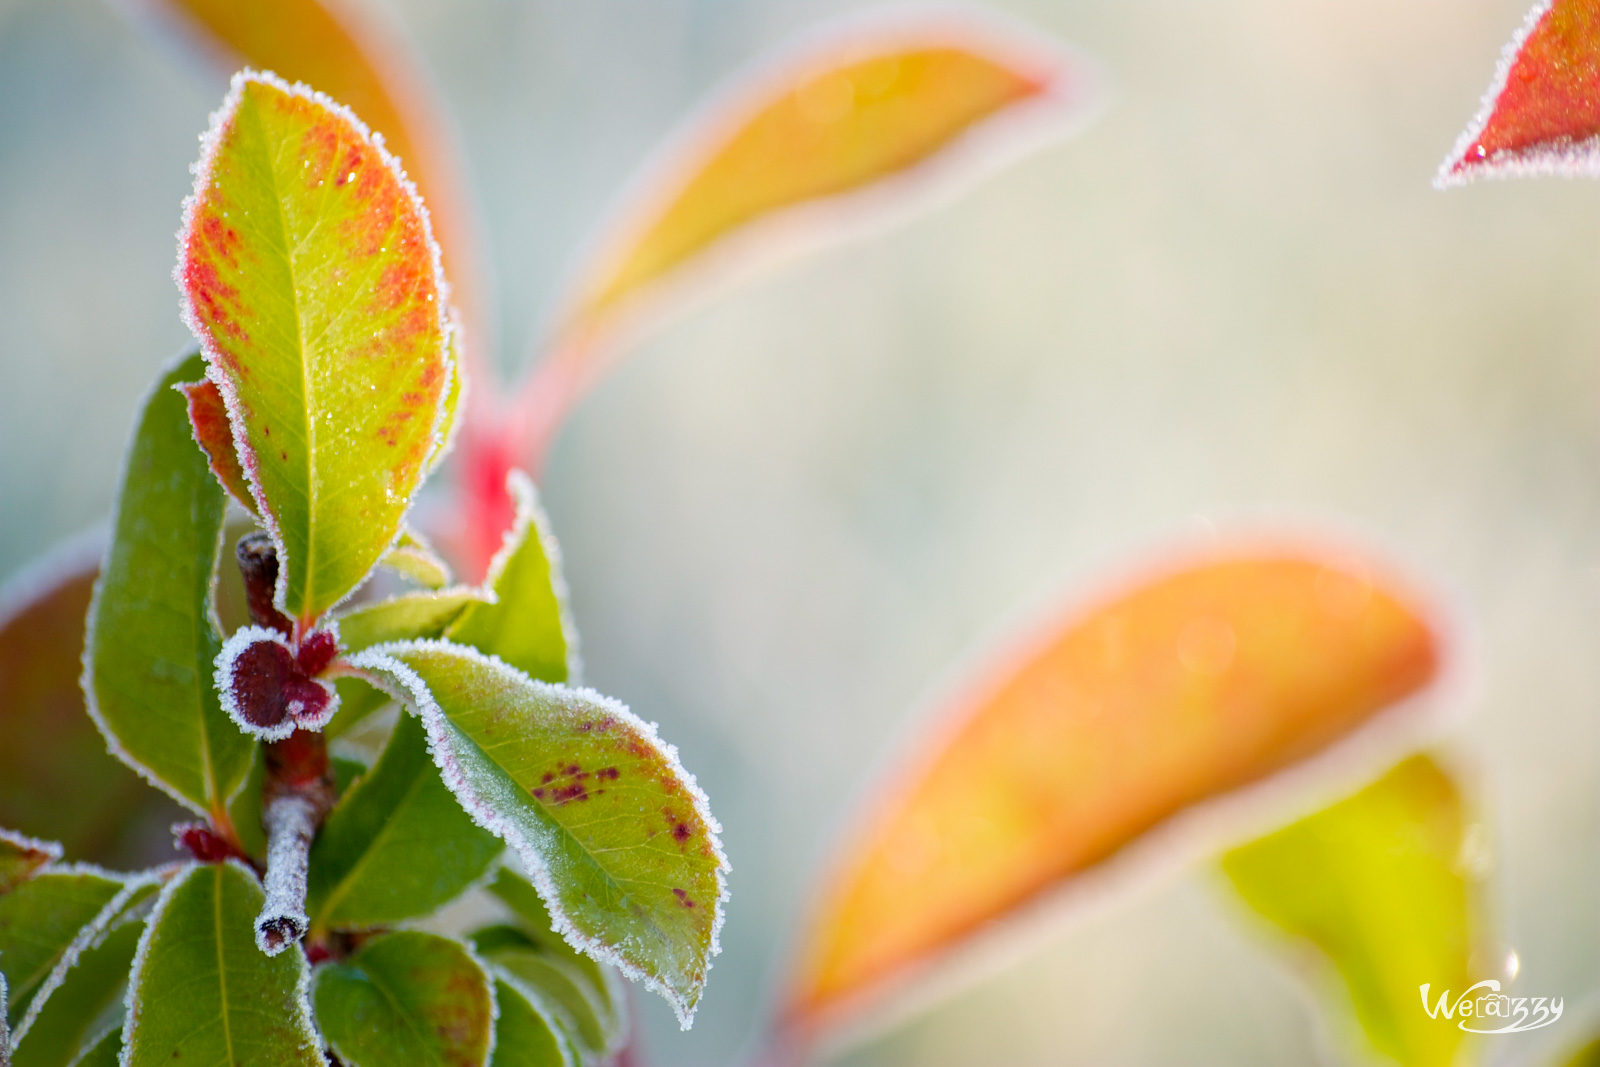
left=178, top=70, right=454, bottom=626
left=178, top=375, right=257, bottom=514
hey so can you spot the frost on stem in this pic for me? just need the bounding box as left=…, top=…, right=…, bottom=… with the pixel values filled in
left=257, top=729, right=336, bottom=956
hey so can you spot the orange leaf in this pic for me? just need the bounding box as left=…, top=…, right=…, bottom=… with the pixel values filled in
left=515, top=13, right=1098, bottom=464
left=1439, top=0, right=1600, bottom=184
left=178, top=376, right=256, bottom=516
left=129, top=0, right=486, bottom=348
left=783, top=549, right=1439, bottom=1032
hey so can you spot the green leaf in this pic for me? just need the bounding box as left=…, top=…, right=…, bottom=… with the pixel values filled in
left=307, top=712, right=501, bottom=933
left=68, top=1028, right=119, bottom=1067
left=488, top=976, right=573, bottom=1067
left=0, top=831, right=61, bottom=894
left=122, top=862, right=320, bottom=1066
left=481, top=947, right=612, bottom=1062
left=336, top=589, right=486, bottom=654
left=12, top=881, right=159, bottom=1067
left=83, top=351, right=254, bottom=821
left=0, top=869, right=123, bottom=1029
left=445, top=472, right=576, bottom=684
left=177, top=71, right=454, bottom=626
left=312, top=930, right=493, bottom=1066
left=349, top=640, right=727, bottom=1027
left=485, top=869, right=621, bottom=1038
left=1220, top=754, right=1480, bottom=1067
left=381, top=528, right=453, bottom=590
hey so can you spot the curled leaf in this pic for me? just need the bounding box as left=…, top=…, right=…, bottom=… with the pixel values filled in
left=784, top=549, right=1439, bottom=1029
left=1439, top=0, right=1600, bottom=184
left=177, top=70, right=453, bottom=625
left=178, top=374, right=256, bottom=515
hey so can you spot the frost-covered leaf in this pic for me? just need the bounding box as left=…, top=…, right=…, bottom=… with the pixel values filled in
left=335, top=588, right=486, bottom=653
left=445, top=472, right=577, bottom=684
left=177, top=71, right=453, bottom=626
left=177, top=374, right=256, bottom=515
left=137, top=0, right=485, bottom=344
left=1221, top=755, right=1480, bottom=1067
left=348, top=640, right=727, bottom=1028
left=312, top=930, right=493, bottom=1066
left=485, top=868, right=623, bottom=1043
left=84, top=352, right=254, bottom=821
left=12, top=880, right=159, bottom=1067
left=785, top=551, right=1439, bottom=1026
left=518, top=13, right=1096, bottom=458
left=122, top=862, right=320, bottom=1066
left=0, top=831, right=61, bottom=895
left=1439, top=0, right=1600, bottom=184
left=306, top=712, right=500, bottom=932
left=0, top=869, right=123, bottom=1029
left=489, top=975, right=574, bottom=1067
left=381, top=527, right=453, bottom=589
left=214, top=625, right=338, bottom=740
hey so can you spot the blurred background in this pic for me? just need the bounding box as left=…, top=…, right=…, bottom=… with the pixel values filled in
left=4, top=0, right=1600, bottom=1062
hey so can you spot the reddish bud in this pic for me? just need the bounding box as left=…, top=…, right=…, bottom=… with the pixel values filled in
left=174, top=822, right=243, bottom=863
left=296, top=628, right=339, bottom=676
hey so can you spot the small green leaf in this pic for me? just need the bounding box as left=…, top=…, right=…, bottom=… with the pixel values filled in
left=335, top=589, right=486, bottom=653
left=1220, top=754, right=1480, bottom=1067
left=445, top=472, right=576, bottom=684
left=0, top=831, right=61, bottom=894
left=68, top=1028, right=119, bottom=1066
left=381, top=528, right=453, bottom=590
left=122, top=862, right=320, bottom=1066
left=0, top=869, right=123, bottom=1028
left=349, top=640, right=727, bottom=1027
left=489, top=976, right=573, bottom=1067
left=177, top=71, right=453, bottom=625
left=12, top=881, right=158, bottom=1067
left=486, top=869, right=621, bottom=1038
left=312, top=930, right=493, bottom=1066
left=482, top=947, right=612, bottom=1062
left=83, top=351, right=254, bottom=821
left=307, top=712, right=501, bottom=932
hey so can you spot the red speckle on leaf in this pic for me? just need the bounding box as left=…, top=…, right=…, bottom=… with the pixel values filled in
left=540, top=772, right=555, bottom=784
left=596, top=767, right=620, bottom=781
left=550, top=783, right=589, bottom=804
left=673, top=888, right=696, bottom=909
left=673, top=822, right=693, bottom=844
left=532, top=788, right=546, bottom=800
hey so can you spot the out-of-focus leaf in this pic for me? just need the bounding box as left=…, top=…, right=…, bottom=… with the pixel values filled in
left=177, top=71, right=453, bottom=626
left=487, top=869, right=622, bottom=1035
left=133, top=0, right=486, bottom=341
left=0, top=550, right=169, bottom=861
left=12, top=881, right=159, bottom=1067
left=70, top=1028, right=120, bottom=1067
left=0, top=869, right=123, bottom=1028
left=1560, top=1032, right=1600, bottom=1066
left=480, top=944, right=614, bottom=1062
left=306, top=711, right=501, bottom=933
left=1438, top=0, right=1600, bottom=184
left=122, top=862, right=320, bottom=1066
left=1221, top=755, right=1480, bottom=1067
left=348, top=640, right=727, bottom=1028
left=445, top=471, right=577, bottom=684
left=0, top=831, right=61, bottom=894
left=784, top=550, right=1439, bottom=1027
left=517, top=15, right=1095, bottom=461
left=381, top=527, right=453, bottom=590
left=177, top=374, right=257, bottom=515
left=312, top=930, right=493, bottom=1066
left=84, top=352, right=253, bottom=823
left=489, top=975, right=574, bottom=1067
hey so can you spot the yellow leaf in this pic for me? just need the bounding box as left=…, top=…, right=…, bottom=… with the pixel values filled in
left=784, top=549, right=1439, bottom=1031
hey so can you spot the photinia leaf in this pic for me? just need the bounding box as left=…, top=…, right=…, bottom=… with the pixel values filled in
left=71, top=1029, right=120, bottom=1067
left=487, top=867, right=623, bottom=1033
left=177, top=70, right=454, bottom=626
left=12, top=880, right=160, bottom=1067
left=444, top=471, right=578, bottom=684
left=334, top=588, right=487, bottom=654
left=134, top=0, right=486, bottom=347
left=517, top=13, right=1097, bottom=461
left=1439, top=0, right=1600, bottom=184
left=122, top=861, right=320, bottom=1066
left=83, top=351, right=253, bottom=824
left=178, top=373, right=257, bottom=515
left=381, top=527, right=453, bottom=590
left=1221, top=754, right=1481, bottom=1067
left=479, top=944, right=614, bottom=1062
left=0, top=548, right=172, bottom=860
left=311, top=930, right=494, bottom=1066
left=306, top=711, right=501, bottom=933
left=783, top=550, right=1439, bottom=1028
left=0, top=831, right=61, bottom=895
left=488, top=975, right=574, bottom=1067
left=0, top=869, right=123, bottom=1029
left=347, top=640, right=728, bottom=1028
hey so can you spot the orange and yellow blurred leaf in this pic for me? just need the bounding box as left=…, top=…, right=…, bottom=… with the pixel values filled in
left=1438, top=0, right=1600, bottom=184
left=516, top=14, right=1097, bottom=463
left=784, top=549, right=1439, bottom=1031
left=128, top=0, right=485, bottom=342
left=1221, top=754, right=1482, bottom=1067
